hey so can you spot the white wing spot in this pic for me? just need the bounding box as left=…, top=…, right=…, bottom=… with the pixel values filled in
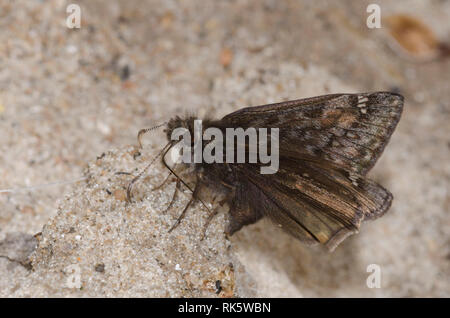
left=349, top=173, right=359, bottom=187
left=358, top=96, right=369, bottom=106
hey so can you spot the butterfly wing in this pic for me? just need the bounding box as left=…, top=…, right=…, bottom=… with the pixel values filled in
left=221, top=92, right=403, bottom=175
left=220, top=92, right=402, bottom=250
left=231, top=157, right=392, bottom=251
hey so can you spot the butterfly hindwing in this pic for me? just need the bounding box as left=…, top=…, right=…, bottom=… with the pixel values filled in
left=232, top=158, right=392, bottom=251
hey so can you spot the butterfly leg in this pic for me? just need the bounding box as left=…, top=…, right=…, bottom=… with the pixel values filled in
left=200, top=207, right=219, bottom=240
left=151, top=173, right=172, bottom=191
left=200, top=194, right=231, bottom=241
left=151, top=163, right=178, bottom=191
left=168, top=181, right=199, bottom=233
left=162, top=177, right=181, bottom=213
left=168, top=196, right=195, bottom=233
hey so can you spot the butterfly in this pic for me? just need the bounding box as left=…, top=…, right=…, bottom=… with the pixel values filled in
left=128, top=92, right=403, bottom=251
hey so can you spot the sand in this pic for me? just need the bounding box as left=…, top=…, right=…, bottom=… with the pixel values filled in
left=0, top=0, right=448, bottom=297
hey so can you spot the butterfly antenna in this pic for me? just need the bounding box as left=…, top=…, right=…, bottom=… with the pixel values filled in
left=137, top=122, right=168, bottom=149
left=126, top=141, right=171, bottom=203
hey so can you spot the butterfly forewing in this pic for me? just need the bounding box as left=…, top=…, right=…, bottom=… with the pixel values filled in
left=222, top=92, right=403, bottom=175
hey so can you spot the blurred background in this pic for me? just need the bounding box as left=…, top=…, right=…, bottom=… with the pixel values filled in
left=0, top=0, right=449, bottom=297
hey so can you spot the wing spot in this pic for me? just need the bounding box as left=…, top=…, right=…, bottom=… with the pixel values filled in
left=348, top=173, right=359, bottom=187
left=358, top=96, right=369, bottom=107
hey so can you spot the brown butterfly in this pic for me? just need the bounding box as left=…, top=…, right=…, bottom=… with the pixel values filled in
left=128, top=92, right=403, bottom=251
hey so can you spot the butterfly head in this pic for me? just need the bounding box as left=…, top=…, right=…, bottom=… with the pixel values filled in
left=165, top=116, right=198, bottom=143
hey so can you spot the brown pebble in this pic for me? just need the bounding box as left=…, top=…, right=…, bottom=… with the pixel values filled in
left=21, top=205, right=35, bottom=215
left=220, top=48, right=233, bottom=68
left=385, top=14, right=440, bottom=59
left=95, top=263, right=105, bottom=273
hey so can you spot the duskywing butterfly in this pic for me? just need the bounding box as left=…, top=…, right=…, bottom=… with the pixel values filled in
left=128, top=91, right=403, bottom=251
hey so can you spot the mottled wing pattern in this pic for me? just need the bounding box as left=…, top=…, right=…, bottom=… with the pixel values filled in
left=220, top=92, right=402, bottom=250
left=222, top=92, right=403, bottom=175
left=232, top=158, right=392, bottom=251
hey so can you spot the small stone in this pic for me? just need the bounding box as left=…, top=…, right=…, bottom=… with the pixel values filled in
left=94, top=263, right=105, bottom=273
left=220, top=48, right=233, bottom=68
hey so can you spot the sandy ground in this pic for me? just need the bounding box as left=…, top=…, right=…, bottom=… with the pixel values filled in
left=0, top=0, right=449, bottom=297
